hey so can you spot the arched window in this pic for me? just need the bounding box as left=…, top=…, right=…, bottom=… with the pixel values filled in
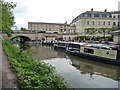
left=87, top=21, right=89, bottom=25
left=108, top=21, right=110, bottom=25
left=93, top=21, right=95, bottom=25
left=113, top=22, right=116, bottom=26
left=103, top=21, right=105, bottom=25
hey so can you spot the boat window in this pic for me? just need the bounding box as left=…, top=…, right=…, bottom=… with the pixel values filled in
left=68, top=44, right=80, bottom=49
left=84, top=48, right=94, bottom=54
left=111, top=47, right=118, bottom=50
left=58, top=43, right=65, bottom=46
left=101, top=47, right=110, bottom=50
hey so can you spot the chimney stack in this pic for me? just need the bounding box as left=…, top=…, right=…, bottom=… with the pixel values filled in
left=91, top=8, right=93, bottom=11
left=104, top=9, right=107, bottom=12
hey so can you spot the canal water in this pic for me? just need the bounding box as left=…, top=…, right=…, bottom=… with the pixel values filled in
left=31, top=45, right=120, bottom=88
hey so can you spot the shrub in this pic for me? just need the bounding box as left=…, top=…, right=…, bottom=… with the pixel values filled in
left=2, top=41, right=67, bottom=89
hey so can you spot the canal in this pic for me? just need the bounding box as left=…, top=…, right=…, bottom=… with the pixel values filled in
left=31, top=45, right=120, bottom=88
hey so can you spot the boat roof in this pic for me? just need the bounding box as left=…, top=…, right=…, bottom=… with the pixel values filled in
left=57, top=41, right=69, bottom=43
left=68, top=42, right=119, bottom=50
left=69, top=42, right=87, bottom=45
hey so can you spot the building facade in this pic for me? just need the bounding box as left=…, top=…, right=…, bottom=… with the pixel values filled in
left=28, top=22, right=77, bottom=41
left=28, top=22, right=72, bottom=34
left=70, top=9, right=120, bottom=37
left=28, top=9, right=120, bottom=41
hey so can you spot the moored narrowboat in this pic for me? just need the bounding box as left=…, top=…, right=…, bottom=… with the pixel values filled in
left=53, top=41, right=68, bottom=49
left=66, top=42, right=120, bottom=64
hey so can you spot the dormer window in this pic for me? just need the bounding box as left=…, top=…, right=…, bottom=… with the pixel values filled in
left=94, top=14, right=99, bottom=17
left=99, top=15, right=102, bottom=17
left=85, top=14, right=87, bottom=17
left=102, top=14, right=107, bottom=17
left=113, top=16, right=116, bottom=18
left=92, top=14, right=94, bottom=17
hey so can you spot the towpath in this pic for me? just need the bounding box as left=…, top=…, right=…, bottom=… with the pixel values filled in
left=0, top=43, right=19, bottom=89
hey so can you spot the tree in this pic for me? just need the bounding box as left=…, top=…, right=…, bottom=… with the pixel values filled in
left=84, top=28, right=97, bottom=40
left=98, top=28, right=119, bottom=40
left=20, top=27, right=27, bottom=31
left=109, top=28, right=119, bottom=31
left=2, top=0, right=16, bottom=37
left=98, top=28, right=109, bottom=39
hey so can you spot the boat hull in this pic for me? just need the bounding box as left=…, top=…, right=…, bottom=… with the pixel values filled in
left=66, top=49, right=120, bottom=65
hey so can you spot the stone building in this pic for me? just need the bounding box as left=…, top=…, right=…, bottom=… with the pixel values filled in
left=28, top=22, right=77, bottom=41
left=28, top=22, right=71, bottom=34
left=28, top=9, right=120, bottom=41
left=70, top=9, right=120, bottom=37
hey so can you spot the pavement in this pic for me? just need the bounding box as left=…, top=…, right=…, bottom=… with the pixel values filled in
left=0, top=42, right=19, bottom=89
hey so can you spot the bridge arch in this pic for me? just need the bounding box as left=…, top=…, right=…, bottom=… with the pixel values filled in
left=11, top=35, right=31, bottom=42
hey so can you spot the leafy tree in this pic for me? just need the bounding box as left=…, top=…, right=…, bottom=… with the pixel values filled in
left=84, top=28, right=97, bottom=37
left=98, top=28, right=119, bottom=40
left=98, top=28, right=109, bottom=39
left=20, top=27, right=27, bottom=31
left=109, top=28, right=119, bottom=31
left=2, top=0, right=16, bottom=37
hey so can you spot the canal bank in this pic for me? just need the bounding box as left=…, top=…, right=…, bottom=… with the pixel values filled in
left=2, top=41, right=67, bottom=89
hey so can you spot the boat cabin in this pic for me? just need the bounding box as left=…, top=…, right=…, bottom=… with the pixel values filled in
left=66, top=42, right=120, bottom=64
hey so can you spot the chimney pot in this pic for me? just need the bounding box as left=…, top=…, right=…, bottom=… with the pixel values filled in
left=104, top=9, right=107, bottom=12
left=91, top=8, right=93, bottom=11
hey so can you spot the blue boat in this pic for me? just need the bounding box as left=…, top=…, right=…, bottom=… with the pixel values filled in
left=66, top=42, right=120, bottom=65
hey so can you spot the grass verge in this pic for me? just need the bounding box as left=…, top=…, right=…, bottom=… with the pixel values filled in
left=2, top=40, right=67, bottom=90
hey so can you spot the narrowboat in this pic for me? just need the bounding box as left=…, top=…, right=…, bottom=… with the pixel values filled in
left=66, top=42, right=120, bottom=64
left=53, top=41, right=68, bottom=49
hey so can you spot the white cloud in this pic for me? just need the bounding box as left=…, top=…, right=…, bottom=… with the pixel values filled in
left=5, top=0, right=120, bottom=29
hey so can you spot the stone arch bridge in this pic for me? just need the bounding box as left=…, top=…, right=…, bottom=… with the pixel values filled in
left=10, top=33, right=59, bottom=41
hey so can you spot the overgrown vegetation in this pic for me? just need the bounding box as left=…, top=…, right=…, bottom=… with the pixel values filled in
left=20, top=27, right=28, bottom=31
left=2, top=40, right=67, bottom=89
left=2, top=0, right=16, bottom=37
left=76, top=35, right=113, bottom=41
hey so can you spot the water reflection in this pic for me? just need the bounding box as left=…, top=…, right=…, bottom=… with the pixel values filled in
left=68, top=55, right=120, bottom=81
left=31, top=45, right=58, bottom=60
left=31, top=45, right=120, bottom=88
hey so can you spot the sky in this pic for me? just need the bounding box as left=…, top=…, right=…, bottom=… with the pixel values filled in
left=5, top=0, right=120, bottom=29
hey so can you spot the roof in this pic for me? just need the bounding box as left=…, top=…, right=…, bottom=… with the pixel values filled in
left=111, top=11, right=120, bottom=14
left=28, top=22, right=70, bottom=26
left=69, top=42, right=87, bottom=45
left=72, top=10, right=112, bottom=23
left=80, top=11, right=111, bottom=17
